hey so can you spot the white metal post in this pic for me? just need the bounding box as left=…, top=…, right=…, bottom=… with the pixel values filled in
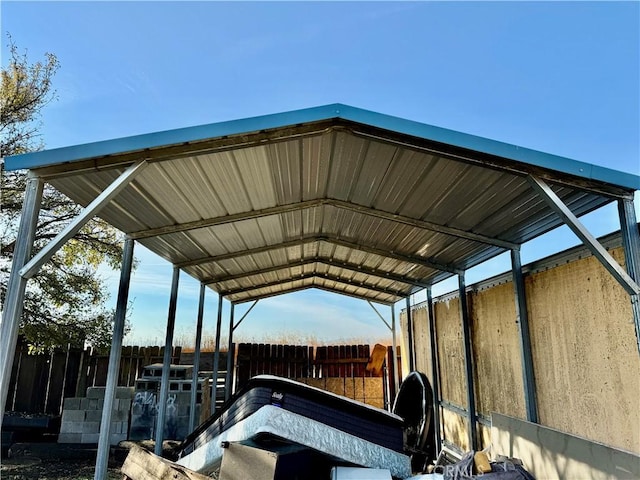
left=426, top=287, right=442, bottom=453
left=405, top=296, right=415, bottom=372
left=511, top=248, right=539, bottom=423
left=189, top=283, right=206, bottom=433
left=458, top=273, right=477, bottom=450
left=390, top=303, right=400, bottom=395
left=0, top=174, right=43, bottom=419
left=94, top=238, right=135, bottom=480
left=618, top=198, right=640, bottom=354
left=211, top=294, right=223, bottom=415
left=154, top=267, right=180, bottom=456
left=225, top=303, right=235, bottom=401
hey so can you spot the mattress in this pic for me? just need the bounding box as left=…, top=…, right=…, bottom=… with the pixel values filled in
left=177, top=375, right=411, bottom=478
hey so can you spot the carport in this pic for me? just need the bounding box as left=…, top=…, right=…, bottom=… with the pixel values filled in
left=1, top=104, right=639, bottom=479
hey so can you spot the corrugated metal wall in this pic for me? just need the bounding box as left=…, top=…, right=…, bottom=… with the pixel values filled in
left=401, top=245, right=639, bottom=454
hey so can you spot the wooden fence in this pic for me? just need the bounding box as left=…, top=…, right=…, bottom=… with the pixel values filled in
left=235, top=343, right=401, bottom=406
left=5, top=338, right=181, bottom=415
left=5, top=339, right=400, bottom=416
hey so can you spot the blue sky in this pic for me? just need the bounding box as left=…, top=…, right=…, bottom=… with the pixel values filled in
left=2, top=1, right=639, bottom=346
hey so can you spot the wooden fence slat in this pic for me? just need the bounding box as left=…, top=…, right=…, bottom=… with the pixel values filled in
left=8, top=341, right=24, bottom=411
left=45, top=349, right=68, bottom=414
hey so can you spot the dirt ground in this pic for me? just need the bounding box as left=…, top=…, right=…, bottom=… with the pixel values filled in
left=1, top=440, right=180, bottom=480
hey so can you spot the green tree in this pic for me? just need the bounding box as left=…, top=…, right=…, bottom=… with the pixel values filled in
left=1, top=37, right=129, bottom=351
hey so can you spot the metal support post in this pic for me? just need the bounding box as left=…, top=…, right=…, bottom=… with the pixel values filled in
left=511, top=249, right=539, bottom=423
left=391, top=304, right=400, bottom=395
left=225, top=303, right=235, bottom=401
left=0, top=174, right=43, bottom=419
left=618, top=198, right=640, bottom=354
left=154, top=267, right=180, bottom=456
left=211, top=294, right=224, bottom=415
left=426, top=287, right=442, bottom=453
left=458, top=273, right=477, bottom=451
left=189, top=283, right=206, bottom=433
left=405, top=296, right=415, bottom=372
left=94, top=238, right=135, bottom=480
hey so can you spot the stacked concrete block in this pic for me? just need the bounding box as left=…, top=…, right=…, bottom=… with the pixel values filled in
left=58, top=386, right=134, bottom=445
left=129, top=364, right=204, bottom=441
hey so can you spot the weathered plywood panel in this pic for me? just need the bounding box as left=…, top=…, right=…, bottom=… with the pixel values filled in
left=526, top=247, right=639, bottom=453
left=411, top=306, right=433, bottom=382
left=442, top=408, right=469, bottom=452
left=405, top=242, right=639, bottom=455
left=469, top=282, right=526, bottom=420
left=434, top=298, right=467, bottom=408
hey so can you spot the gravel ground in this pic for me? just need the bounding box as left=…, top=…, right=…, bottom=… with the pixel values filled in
left=1, top=440, right=180, bottom=480
left=1, top=455, right=123, bottom=480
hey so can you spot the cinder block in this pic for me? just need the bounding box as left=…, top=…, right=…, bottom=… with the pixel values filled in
left=62, top=409, right=86, bottom=422
left=116, top=387, right=135, bottom=399
left=63, top=397, right=81, bottom=410
left=116, top=398, right=132, bottom=411
left=81, top=421, right=100, bottom=434
left=88, top=398, right=99, bottom=410
left=80, top=398, right=91, bottom=409
left=57, top=433, right=82, bottom=443
left=84, top=409, right=101, bottom=422
left=87, top=387, right=106, bottom=399
left=59, top=421, right=84, bottom=434
left=81, top=433, right=100, bottom=444
left=111, top=409, right=129, bottom=422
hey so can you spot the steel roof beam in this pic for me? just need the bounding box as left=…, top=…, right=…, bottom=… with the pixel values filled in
left=328, top=199, right=518, bottom=250
left=328, top=236, right=461, bottom=274
left=218, top=271, right=409, bottom=299
left=130, top=198, right=328, bottom=240
left=176, top=237, right=320, bottom=268
left=229, top=282, right=398, bottom=306
left=207, top=257, right=430, bottom=289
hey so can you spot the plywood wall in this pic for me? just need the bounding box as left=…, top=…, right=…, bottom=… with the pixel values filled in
left=401, top=246, right=640, bottom=455
left=525, top=248, right=639, bottom=453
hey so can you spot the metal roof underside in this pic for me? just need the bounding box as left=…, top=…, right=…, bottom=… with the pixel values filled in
left=6, top=104, right=639, bottom=305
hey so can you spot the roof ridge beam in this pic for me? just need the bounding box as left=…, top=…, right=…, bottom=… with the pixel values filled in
left=223, top=274, right=405, bottom=302
left=231, top=284, right=396, bottom=306
left=130, top=199, right=329, bottom=240
left=327, top=198, right=518, bottom=250
left=207, top=257, right=430, bottom=289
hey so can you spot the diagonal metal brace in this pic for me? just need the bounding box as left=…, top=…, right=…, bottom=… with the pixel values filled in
left=20, top=161, right=148, bottom=279
left=528, top=175, right=640, bottom=296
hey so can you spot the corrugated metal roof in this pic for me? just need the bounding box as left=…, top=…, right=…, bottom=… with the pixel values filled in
left=5, top=104, right=638, bottom=305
